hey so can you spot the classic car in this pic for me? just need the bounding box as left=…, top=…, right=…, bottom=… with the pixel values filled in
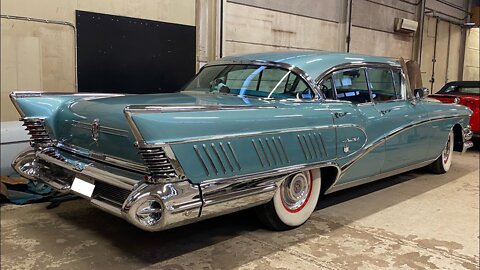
left=10, top=51, right=473, bottom=232
left=429, top=81, right=480, bottom=138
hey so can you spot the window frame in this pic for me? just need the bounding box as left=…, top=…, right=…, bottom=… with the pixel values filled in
left=365, top=67, right=399, bottom=103
left=183, top=63, right=320, bottom=101
left=331, top=67, right=373, bottom=104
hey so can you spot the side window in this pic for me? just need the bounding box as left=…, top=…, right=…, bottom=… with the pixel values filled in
left=333, top=69, right=371, bottom=104
left=392, top=69, right=404, bottom=99
left=367, top=68, right=397, bottom=102
left=319, top=77, right=334, bottom=99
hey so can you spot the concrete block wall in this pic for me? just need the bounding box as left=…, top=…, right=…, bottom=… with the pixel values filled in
left=463, top=28, right=480, bottom=81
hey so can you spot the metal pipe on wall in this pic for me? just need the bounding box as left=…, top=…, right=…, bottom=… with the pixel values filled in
left=417, top=0, right=427, bottom=66
left=0, top=14, right=78, bottom=91
left=346, top=0, right=353, bottom=52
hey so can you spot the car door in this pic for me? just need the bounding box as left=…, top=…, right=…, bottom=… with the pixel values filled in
left=366, top=67, right=430, bottom=172
left=325, top=68, right=385, bottom=184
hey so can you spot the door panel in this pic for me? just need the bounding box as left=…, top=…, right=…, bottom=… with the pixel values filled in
left=329, top=103, right=384, bottom=184
left=374, top=101, right=430, bottom=172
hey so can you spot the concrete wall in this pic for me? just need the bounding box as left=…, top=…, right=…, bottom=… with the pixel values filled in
left=224, top=0, right=419, bottom=60
left=463, top=28, right=480, bottom=81
left=420, top=16, right=465, bottom=92
left=0, top=0, right=195, bottom=122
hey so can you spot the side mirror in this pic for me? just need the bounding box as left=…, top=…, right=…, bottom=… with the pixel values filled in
left=414, top=87, right=430, bottom=99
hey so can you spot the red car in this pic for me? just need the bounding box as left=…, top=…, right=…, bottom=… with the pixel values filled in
left=429, top=81, right=480, bottom=138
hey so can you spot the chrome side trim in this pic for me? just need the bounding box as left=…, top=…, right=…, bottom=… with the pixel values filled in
left=252, top=140, right=266, bottom=167
left=125, top=104, right=277, bottom=114
left=57, top=143, right=147, bottom=173
left=193, top=145, right=209, bottom=176
left=37, top=152, right=137, bottom=190
left=219, top=142, right=235, bottom=172
left=199, top=160, right=340, bottom=186
left=159, top=123, right=364, bottom=146
left=277, top=136, right=290, bottom=163
left=338, top=115, right=465, bottom=178
left=326, top=158, right=436, bottom=194
left=227, top=142, right=241, bottom=171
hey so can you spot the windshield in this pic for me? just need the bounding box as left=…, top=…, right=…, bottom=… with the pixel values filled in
left=183, top=64, right=314, bottom=99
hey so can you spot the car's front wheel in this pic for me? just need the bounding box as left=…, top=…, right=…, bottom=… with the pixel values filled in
left=256, top=169, right=321, bottom=230
left=428, top=129, right=454, bottom=174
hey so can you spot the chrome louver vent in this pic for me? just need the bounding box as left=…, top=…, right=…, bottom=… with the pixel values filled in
left=22, top=118, right=53, bottom=149
left=138, top=147, right=176, bottom=179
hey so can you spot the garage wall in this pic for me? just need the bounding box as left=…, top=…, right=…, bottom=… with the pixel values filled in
left=350, top=0, right=417, bottom=60
left=224, top=0, right=342, bottom=55
left=463, top=28, right=480, bottom=81
left=223, top=0, right=419, bottom=60
left=0, top=0, right=195, bottom=122
left=420, top=16, right=465, bottom=92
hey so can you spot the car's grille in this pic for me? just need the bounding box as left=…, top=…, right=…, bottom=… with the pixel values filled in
left=22, top=118, right=53, bottom=149
left=138, top=147, right=176, bottom=179
left=93, top=181, right=131, bottom=206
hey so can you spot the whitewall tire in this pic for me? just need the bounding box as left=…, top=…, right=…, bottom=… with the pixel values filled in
left=256, top=169, right=321, bottom=230
left=428, top=129, right=454, bottom=174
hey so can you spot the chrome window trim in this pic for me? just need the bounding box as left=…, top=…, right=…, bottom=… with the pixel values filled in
left=364, top=67, right=403, bottom=103
left=198, top=60, right=323, bottom=101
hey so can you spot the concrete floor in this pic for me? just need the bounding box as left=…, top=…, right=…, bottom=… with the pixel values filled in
left=1, top=150, right=479, bottom=270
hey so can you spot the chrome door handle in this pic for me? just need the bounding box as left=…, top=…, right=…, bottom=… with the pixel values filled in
left=334, top=112, right=349, bottom=118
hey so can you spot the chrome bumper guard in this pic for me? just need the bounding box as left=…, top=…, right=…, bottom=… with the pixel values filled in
left=12, top=148, right=280, bottom=231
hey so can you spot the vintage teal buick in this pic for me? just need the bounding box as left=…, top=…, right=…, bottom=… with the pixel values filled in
left=11, top=51, right=473, bottom=231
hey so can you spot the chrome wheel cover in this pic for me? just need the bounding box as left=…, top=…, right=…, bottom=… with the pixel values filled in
left=280, top=172, right=312, bottom=212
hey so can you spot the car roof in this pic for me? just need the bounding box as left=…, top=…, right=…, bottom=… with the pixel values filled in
left=211, top=51, right=401, bottom=80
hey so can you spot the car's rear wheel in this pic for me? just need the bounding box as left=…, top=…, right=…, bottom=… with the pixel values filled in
left=256, top=169, right=321, bottom=230
left=428, top=129, right=454, bottom=174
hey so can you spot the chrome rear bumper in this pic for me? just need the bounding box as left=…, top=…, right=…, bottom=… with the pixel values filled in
left=12, top=148, right=279, bottom=231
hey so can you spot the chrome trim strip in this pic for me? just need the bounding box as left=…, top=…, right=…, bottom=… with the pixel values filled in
left=271, top=137, right=284, bottom=164
left=339, top=115, right=465, bottom=177
left=227, top=142, right=241, bottom=171
left=258, top=139, right=272, bottom=166
left=327, top=158, right=436, bottom=194
left=125, top=104, right=277, bottom=114
left=265, top=138, right=278, bottom=165
left=219, top=142, right=235, bottom=172
left=200, top=159, right=339, bottom=186
left=57, top=143, right=147, bottom=173
left=159, top=124, right=364, bottom=146
left=297, top=135, right=309, bottom=160
left=193, top=145, right=209, bottom=176
left=302, top=135, right=313, bottom=159
left=277, top=136, right=290, bottom=163
left=252, top=140, right=266, bottom=168
left=211, top=143, right=227, bottom=174
left=202, top=144, right=219, bottom=175
left=308, top=134, right=319, bottom=158
left=203, top=60, right=322, bottom=100
left=315, top=62, right=401, bottom=84
left=36, top=152, right=138, bottom=190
